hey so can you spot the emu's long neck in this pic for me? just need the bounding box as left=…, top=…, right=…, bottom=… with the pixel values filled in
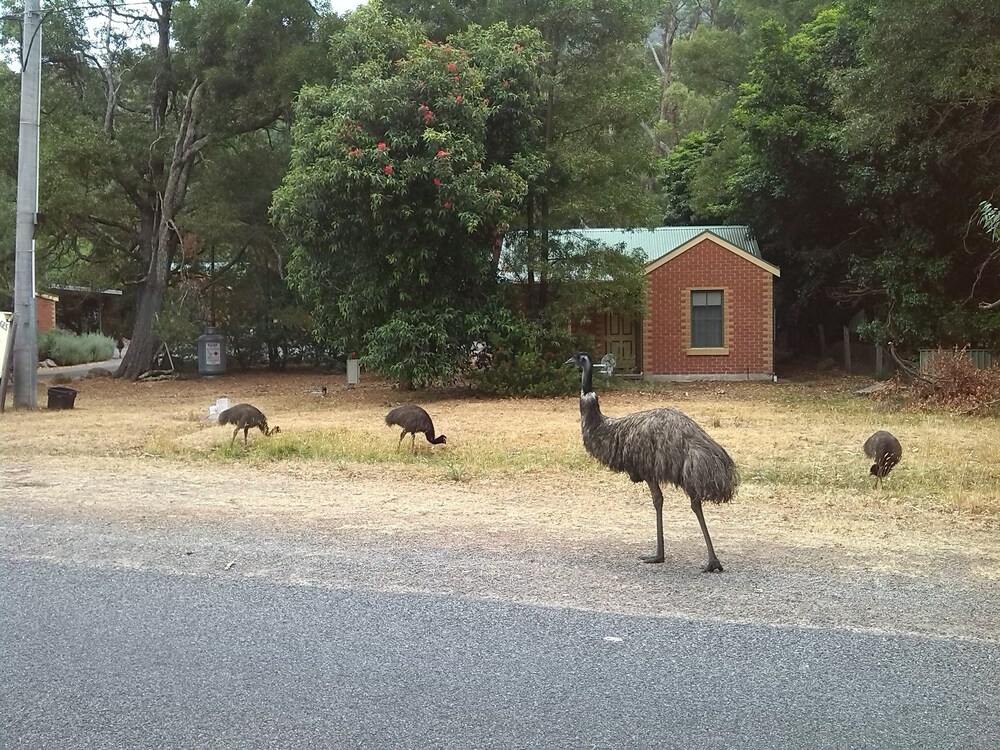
left=578, top=358, right=605, bottom=434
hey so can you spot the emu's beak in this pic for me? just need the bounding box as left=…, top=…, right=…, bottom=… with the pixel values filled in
left=564, top=356, right=577, bottom=366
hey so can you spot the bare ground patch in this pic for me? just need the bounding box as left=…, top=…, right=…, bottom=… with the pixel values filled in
left=2, top=369, right=998, bottom=640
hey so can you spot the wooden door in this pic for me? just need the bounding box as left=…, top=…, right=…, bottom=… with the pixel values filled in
left=604, top=313, right=637, bottom=372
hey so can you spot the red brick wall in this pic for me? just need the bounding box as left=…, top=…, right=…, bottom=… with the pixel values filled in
left=35, top=295, right=57, bottom=333
left=643, top=239, right=774, bottom=379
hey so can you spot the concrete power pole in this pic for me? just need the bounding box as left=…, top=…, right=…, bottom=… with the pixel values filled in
left=13, top=0, right=42, bottom=408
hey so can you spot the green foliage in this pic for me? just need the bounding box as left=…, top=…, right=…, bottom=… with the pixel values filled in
left=154, top=285, right=205, bottom=364
left=658, top=130, right=732, bottom=224
left=37, top=329, right=115, bottom=365
left=501, top=232, right=646, bottom=325
left=472, top=351, right=579, bottom=397
left=362, top=308, right=469, bottom=389
left=470, top=318, right=580, bottom=397
left=274, top=7, right=545, bottom=386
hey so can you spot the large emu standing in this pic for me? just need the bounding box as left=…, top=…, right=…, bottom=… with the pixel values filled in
left=566, top=352, right=738, bottom=572
left=863, top=430, right=901, bottom=488
left=218, top=403, right=280, bottom=448
left=385, top=404, right=447, bottom=452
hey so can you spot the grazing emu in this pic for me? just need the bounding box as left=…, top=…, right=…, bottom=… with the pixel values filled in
left=385, top=404, right=447, bottom=452
left=566, top=352, right=738, bottom=572
left=863, top=430, right=901, bottom=488
left=115, top=335, right=126, bottom=358
left=218, top=403, right=280, bottom=448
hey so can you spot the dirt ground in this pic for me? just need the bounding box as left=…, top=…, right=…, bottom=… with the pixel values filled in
left=2, top=367, right=998, bottom=641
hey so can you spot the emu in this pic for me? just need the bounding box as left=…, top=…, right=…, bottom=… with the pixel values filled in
left=863, top=430, right=901, bottom=488
left=218, top=403, right=280, bottom=448
left=566, top=352, right=738, bottom=572
left=385, top=404, right=447, bottom=452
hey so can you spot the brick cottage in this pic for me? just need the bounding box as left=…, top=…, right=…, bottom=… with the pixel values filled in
left=568, top=226, right=781, bottom=381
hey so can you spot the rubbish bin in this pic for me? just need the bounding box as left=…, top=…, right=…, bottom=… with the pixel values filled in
left=47, top=386, right=78, bottom=410
left=197, top=327, right=227, bottom=376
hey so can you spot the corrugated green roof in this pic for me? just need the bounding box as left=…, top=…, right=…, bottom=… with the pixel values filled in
left=552, top=226, right=760, bottom=264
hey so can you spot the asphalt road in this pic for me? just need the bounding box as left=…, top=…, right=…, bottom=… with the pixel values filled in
left=2, top=544, right=997, bottom=749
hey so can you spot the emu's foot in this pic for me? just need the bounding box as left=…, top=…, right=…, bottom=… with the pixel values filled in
left=702, top=558, right=724, bottom=573
left=640, top=553, right=665, bottom=564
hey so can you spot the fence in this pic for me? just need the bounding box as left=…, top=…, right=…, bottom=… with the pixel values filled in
left=918, top=348, right=993, bottom=372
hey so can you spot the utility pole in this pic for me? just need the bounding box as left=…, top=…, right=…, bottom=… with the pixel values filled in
left=13, top=0, right=42, bottom=408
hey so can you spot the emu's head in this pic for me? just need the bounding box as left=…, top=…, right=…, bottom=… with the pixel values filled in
left=565, top=351, right=596, bottom=397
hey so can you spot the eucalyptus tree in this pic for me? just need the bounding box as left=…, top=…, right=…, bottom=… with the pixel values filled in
left=2, top=0, right=331, bottom=378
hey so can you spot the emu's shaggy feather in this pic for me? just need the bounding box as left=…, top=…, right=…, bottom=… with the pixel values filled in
left=567, top=352, right=737, bottom=572
left=581, top=397, right=738, bottom=504
left=863, top=430, right=901, bottom=487
left=217, top=403, right=279, bottom=448
left=385, top=404, right=447, bottom=451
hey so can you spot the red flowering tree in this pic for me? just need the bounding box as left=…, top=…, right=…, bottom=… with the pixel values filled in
left=272, top=6, right=544, bottom=387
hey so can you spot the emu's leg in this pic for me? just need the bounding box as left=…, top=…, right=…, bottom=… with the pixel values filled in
left=230, top=428, right=239, bottom=447
left=397, top=431, right=406, bottom=451
left=243, top=427, right=250, bottom=447
left=640, top=480, right=665, bottom=563
left=691, top=497, right=723, bottom=573
left=410, top=433, right=416, bottom=453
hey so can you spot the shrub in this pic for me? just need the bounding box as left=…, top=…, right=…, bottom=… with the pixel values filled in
left=469, top=319, right=613, bottom=397
left=874, top=348, right=1000, bottom=415
left=37, top=329, right=115, bottom=365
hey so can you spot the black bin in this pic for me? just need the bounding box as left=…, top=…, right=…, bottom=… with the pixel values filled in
left=47, top=386, right=78, bottom=410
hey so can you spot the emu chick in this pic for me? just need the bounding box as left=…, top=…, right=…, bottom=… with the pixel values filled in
left=385, top=404, right=446, bottom=452
left=218, top=403, right=280, bottom=448
left=864, top=430, right=901, bottom=488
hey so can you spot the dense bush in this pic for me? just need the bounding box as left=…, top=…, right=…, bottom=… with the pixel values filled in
left=469, top=318, right=612, bottom=397
left=37, top=329, right=115, bottom=365
left=875, top=348, right=1000, bottom=415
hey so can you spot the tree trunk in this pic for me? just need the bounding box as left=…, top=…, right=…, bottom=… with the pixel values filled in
left=657, top=8, right=680, bottom=149
left=117, top=81, right=207, bottom=379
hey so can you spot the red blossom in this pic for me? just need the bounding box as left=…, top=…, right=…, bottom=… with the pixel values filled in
left=436, top=149, right=450, bottom=157
left=423, top=110, right=433, bottom=121
left=384, top=164, right=392, bottom=174
left=377, top=141, right=386, bottom=150
left=433, top=178, right=440, bottom=185
left=442, top=201, right=450, bottom=207
left=446, top=62, right=457, bottom=72
left=454, top=94, right=462, bottom=102
left=452, top=75, right=459, bottom=81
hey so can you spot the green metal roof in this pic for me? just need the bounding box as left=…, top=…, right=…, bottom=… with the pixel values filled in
left=552, top=226, right=760, bottom=264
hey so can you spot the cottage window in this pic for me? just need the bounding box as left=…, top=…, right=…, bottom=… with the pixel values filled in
left=690, top=290, right=724, bottom=348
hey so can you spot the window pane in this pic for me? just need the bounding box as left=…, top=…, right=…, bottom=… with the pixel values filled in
left=691, top=290, right=723, bottom=348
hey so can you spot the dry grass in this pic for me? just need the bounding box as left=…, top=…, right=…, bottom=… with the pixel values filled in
left=3, top=367, right=998, bottom=552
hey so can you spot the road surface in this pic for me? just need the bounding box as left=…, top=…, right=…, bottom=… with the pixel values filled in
left=2, top=509, right=996, bottom=749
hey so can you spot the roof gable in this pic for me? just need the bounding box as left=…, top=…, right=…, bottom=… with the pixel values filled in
left=646, top=230, right=780, bottom=277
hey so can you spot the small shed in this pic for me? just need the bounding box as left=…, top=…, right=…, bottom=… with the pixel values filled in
left=46, top=285, right=124, bottom=335
left=567, top=226, right=781, bottom=380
